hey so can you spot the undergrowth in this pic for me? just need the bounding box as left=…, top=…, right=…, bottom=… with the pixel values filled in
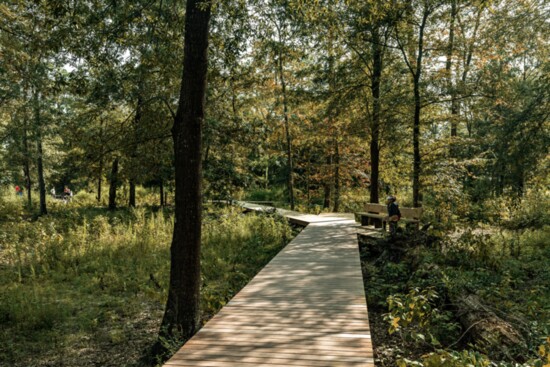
left=360, top=221, right=549, bottom=367
left=0, top=191, right=293, bottom=367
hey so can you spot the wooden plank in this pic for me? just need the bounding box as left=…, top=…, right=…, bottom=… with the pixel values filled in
left=364, top=203, right=386, bottom=213
left=167, top=353, right=374, bottom=365
left=356, top=212, right=385, bottom=218
left=170, top=352, right=375, bottom=363
left=175, top=352, right=374, bottom=362
left=163, top=203, right=374, bottom=367
left=180, top=341, right=374, bottom=355
left=166, top=360, right=375, bottom=367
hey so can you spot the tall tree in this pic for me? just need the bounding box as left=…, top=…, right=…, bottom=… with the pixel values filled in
left=273, top=4, right=296, bottom=210
left=33, top=89, right=47, bottom=215
left=108, top=157, right=119, bottom=211
left=22, top=114, right=32, bottom=206
left=332, top=0, right=399, bottom=204
left=252, top=0, right=298, bottom=209
left=158, top=0, right=211, bottom=350
left=445, top=0, right=458, bottom=144
left=128, top=94, right=143, bottom=208
left=369, top=23, right=383, bottom=204
left=395, top=0, right=442, bottom=207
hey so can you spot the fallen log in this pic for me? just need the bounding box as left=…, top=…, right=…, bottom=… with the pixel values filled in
left=455, top=294, right=527, bottom=360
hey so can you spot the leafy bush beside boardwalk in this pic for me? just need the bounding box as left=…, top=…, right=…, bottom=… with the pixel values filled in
left=360, top=194, right=550, bottom=367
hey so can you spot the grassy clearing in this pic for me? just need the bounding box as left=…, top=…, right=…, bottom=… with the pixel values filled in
left=0, top=190, right=294, bottom=367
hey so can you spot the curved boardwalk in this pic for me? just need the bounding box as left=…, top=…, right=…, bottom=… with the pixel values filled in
left=164, top=203, right=375, bottom=367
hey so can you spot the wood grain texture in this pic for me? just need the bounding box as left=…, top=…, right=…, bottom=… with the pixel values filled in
left=163, top=203, right=375, bottom=367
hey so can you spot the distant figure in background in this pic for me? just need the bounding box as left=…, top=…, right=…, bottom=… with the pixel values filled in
left=385, top=196, right=401, bottom=236
left=63, top=186, right=72, bottom=202
left=50, top=187, right=56, bottom=197
left=15, top=185, right=21, bottom=196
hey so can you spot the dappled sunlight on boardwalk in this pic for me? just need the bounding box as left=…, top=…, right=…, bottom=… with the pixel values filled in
left=163, top=203, right=374, bottom=367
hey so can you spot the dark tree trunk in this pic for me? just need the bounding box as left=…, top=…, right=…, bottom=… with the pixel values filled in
left=333, top=140, right=340, bottom=212
left=160, top=179, right=165, bottom=207
left=450, top=95, right=459, bottom=138
left=412, top=80, right=421, bottom=208
left=36, top=137, right=46, bottom=214
left=97, top=118, right=104, bottom=203
left=278, top=51, right=294, bottom=210
left=460, top=9, right=482, bottom=89
left=456, top=7, right=481, bottom=139
left=306, top=159, right=310, bottom=206
left=412, top=9, right=430, bottom=208
left=34, top=90, right=47, bottom=215
left=24, top=164, right=32, bottom=206
left=446, top=0, right=458, bottom=141
left=396, top=4, right=433, bottom=208
left=323, top=184, right=331, bottom=209
left=514, top=163, right=524, bottom=196
left=129, top=180, right=136, bottom=208
left=265, top=164, right=269, bottom=189
left=23, top=117, right=32, bottom=207
left=370, top=25, right=382, bottom=204
left=203, top=141, right=210, bottom=169
left=158, top=0, right=211, bottom=348
left=445, top=0, right=456, bottom=136
left=97, top=159, right=103, bottom=203
left=326, top=30, right=340, bottom=212
left=128, top=96, right=143, bottom=208
left=108, top=157, right=119, bottom=211
left=323, top=155, right=332, bottom=209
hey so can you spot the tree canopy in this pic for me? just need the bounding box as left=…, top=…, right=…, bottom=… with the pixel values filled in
left=1, top=0, right=547, bottom=213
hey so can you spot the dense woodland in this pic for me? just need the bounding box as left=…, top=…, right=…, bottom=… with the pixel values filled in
left=0, top=0, right=549, bottom=366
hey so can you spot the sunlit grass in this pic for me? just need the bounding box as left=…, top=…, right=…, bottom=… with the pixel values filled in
left=0, top=191, right=293, bottom=367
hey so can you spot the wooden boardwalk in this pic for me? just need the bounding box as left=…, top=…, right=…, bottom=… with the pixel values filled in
left=164, top=203, right=375, bottom=367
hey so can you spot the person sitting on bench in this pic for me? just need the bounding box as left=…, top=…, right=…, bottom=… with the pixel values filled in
left=385, top=196, right=401, bottom=235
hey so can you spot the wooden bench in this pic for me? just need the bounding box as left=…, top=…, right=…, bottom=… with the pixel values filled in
left=357, top=203, right=386, bottom=227
left=357, top=203, right=423, bottom=230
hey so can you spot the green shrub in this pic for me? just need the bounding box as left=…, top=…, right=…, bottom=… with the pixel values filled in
left=0, top=188, right=25, bottom=221
left=135, top=186, right=163, bottom=206
left=0, top=285, right=69, bottom=331
left=385, top=287, right=459, bottom=347
left=519, top=225, right=550, bottom=252
left=71, top=191, right=97, bottom=207
left=504, top=190, right=550, bottom=230
left=244, top=186, right=286, bottom=202
left=399, top=350, right=493, bottom=367
left=399, top=339, right=550, bottom=367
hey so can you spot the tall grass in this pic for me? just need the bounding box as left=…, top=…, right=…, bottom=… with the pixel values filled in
left=201, top=209, right=292, bottom=318
left=0, top=190, right=293, bottom=367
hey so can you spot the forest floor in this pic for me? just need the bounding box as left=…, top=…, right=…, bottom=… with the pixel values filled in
left=0, top=204, right=297, bottom=367
left=358, top=227, right=550, bottom=367
left=359, top=234, right=434, bottom=366
left=7, top=302, right=164, bottom=367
